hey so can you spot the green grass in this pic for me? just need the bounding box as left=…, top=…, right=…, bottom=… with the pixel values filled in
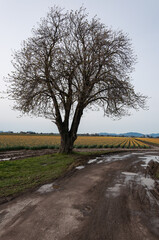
left=0, top=143, right=151, bottom=152
left=0, top=153, right=74, bottom=199
left=0, top=149, right=129, bottom=201
left=0, top=145, right=60, bottom=152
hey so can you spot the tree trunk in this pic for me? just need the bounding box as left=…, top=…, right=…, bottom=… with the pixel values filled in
left=59, top=132, right=77, bottom=154
left=58, top=104, right=83, bottom=154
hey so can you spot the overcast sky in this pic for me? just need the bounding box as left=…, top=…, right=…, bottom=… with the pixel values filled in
left=0, top=0, right=159, bottom=134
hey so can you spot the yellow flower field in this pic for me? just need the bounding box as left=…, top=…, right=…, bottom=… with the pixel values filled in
left=0, top=134, right=150, bottom=150
left=137, top=138, right=159, bottom=146
left=0, top=135, right=60, bottom=149
left=75, top=136, right=149, bottom=148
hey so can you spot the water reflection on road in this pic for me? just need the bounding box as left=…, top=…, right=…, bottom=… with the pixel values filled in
left=85, top=151, right=159, bottom=167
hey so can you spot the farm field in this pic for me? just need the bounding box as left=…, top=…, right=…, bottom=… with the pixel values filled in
left=0, top=134, right=150, bottom=150
left=75, top=136, right=149, bottom=149
left=137, top=137, right=159, bottom=146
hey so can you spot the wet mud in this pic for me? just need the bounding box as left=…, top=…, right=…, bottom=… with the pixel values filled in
left=0, top=149, right=57, bottom=162
left=1, top=150, right=159, bottom=239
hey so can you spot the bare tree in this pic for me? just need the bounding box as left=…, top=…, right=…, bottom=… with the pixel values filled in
left=8, top=7, right=147, bottom=153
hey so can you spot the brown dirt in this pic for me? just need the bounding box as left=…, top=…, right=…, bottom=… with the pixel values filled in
left=1, top=150, right=159, bottom=239
left=0, top=146, right=156, bottom=162
left=0, top=149, right=57, bottom=161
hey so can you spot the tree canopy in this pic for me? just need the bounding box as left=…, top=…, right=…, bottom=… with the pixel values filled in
left=8, top=6, right=147, bottom=153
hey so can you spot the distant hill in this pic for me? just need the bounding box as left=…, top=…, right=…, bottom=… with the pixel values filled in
left=99, top=132, right=159, bottom=137
left=119, top=132, right=144, bottom=137
left=149, top=133, right=159, bottom=138
left=99, top=132, right=118, bottom=136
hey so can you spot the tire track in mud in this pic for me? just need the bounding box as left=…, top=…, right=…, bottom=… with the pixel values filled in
left=66, top=151, right=159, bottom=240
left=1, top=151, right=159, bottom=240
left=0, top=149, right=57, bottom=161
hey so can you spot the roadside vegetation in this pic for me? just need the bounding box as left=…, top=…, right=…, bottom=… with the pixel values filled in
left=0, top=153, right=74, bottom=200
left=0, top=150, right=119, bottom=201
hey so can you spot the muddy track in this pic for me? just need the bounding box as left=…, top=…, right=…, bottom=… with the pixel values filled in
left=0, top=149, right=58, bottom=161
left=1, top=150, right=159, bottom=239
left=0, top=146, right=158, bottom=162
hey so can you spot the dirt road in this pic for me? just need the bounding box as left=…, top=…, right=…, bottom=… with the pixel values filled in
left=1, top=150, right=159, bottom=240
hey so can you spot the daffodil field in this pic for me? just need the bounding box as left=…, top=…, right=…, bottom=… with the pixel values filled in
left=0, top=134, right=150, bottom=151
left=74, top=136, right=149, bottom=149
left=137, top=138, right=159, bottom=147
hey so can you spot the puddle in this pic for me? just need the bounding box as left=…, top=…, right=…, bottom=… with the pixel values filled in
left=122, top=171, right=155, bottom=190
left=105, top=172, right=156, bottom=200
left=76, top=166, right=85, bottom=170
left=0, top=158, right=11, bottom=161
left=86, top=152, right=159, bottom=167
left=131, top=152, right=145, bottom=155
left=140, top=177, right=155, bottom=190
left=87, top=154, right=128, bottom=165
left=37, top=183, right=54, bottom=193
left=132, top=152, right=157, bottom=155
left=122, top=171, right=139, bottom=183
left=87, top=157, right=104, bottom=165
left=97, top=160, right=104, bottom=164
left=106, top=184, right=122, bottom=197
left=0, top=156, right=30, bottom=161
left=122, top=172, right=138, bottom=176
left=102, top=152, right=159, bottom=166
left=107, top=153, right=132, bottom=160
left=102, top=153, right=134, bottom=164
left=139, top=155, right=159, bottom=168
left=37, top=183, right=60, bottom=193
left=88, top=159, right=97, bottom=164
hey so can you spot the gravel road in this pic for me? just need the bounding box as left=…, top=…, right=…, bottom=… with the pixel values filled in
left=1, top=150, right=159, bottom=240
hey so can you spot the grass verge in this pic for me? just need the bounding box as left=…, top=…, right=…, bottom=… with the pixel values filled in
left=0, top=153, right=74, bottom=201
left=0, top=149, right=127, bottom=203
